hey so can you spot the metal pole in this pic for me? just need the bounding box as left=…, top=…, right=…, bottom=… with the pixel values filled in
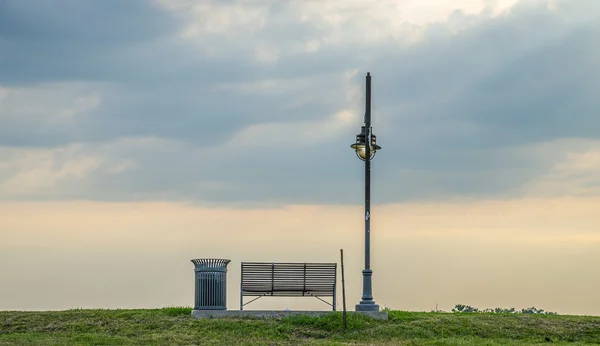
left=340, top=249, right=347, bottom=331
left=356, top=72, right=379, bottom=312
left=365, top=72, right=371, bottom=273
left=240, top=262, right=243, bottom=311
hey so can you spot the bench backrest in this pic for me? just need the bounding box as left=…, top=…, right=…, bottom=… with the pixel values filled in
left=241, top=262, right=337, bottom=297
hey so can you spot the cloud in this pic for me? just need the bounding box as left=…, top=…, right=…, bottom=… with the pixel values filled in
left=523, top=139, right=600, bottom=197
left=0, top=0, right=599, bottom=205
left=0, top=143, right=136, bottom=199
left=0, top=83, right=101, bottom=147
left=0, top=0, right=186, bottom=85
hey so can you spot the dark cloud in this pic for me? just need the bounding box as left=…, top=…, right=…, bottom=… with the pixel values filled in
left=0, top=0, right=175, bottom=42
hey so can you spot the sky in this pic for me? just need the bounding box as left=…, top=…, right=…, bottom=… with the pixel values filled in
left=1, top=0, right=600, bottom=315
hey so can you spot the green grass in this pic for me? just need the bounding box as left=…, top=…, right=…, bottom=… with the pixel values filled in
left=1, top=308, right=599, bottom=345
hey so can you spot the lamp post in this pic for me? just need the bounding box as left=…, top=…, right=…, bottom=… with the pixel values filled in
left=350, top=72, right=381, bottom=312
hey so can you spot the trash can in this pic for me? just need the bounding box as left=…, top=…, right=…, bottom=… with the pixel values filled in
left=191, top=258, right=231, bottom=310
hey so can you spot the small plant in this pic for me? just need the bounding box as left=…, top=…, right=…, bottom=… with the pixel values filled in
left=521, top=307, right=557, bottom=315
left=452, top=304, right=557, bottom=315
left=431, top=303, right=444, bottom=313
left=452, top=304, right=479, bottom=313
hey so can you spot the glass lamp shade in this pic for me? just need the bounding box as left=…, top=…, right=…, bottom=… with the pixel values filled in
left=350, top=143, right=374, bottom=160
left=350, top=142, right=381, bottom=161
left=350, top=127, right=381, bottom=161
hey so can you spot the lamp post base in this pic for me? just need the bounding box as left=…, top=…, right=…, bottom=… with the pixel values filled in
left=356, top=269, right=379, bottom=311
left=355, top=303, right=380, bottom=312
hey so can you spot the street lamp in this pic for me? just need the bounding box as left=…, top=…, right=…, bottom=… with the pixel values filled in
left=350, top=72, right=381, bottom=312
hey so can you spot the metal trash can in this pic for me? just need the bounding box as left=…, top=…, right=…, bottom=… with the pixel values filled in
left=191, top=258, right=231, bottom=310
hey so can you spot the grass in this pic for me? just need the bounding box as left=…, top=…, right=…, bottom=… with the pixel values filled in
left=1, top=307, right=599, bottom=345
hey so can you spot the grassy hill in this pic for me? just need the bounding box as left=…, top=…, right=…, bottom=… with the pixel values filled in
left=1, top=307, right=599, bottom=345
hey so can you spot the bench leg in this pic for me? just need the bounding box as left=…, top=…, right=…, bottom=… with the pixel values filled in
left=333, top=281, right=337, bottom=311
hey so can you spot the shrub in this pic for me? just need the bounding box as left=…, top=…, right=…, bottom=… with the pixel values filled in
left=452, top=304, right=557, bottom=315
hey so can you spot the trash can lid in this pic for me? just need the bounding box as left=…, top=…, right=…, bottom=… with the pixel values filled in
left=191, top=258, right=231, bottom=268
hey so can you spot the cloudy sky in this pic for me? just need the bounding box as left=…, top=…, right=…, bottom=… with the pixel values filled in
left=1, top=0, right=600, bottom=315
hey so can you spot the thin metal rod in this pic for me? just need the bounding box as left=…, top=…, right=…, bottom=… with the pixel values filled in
left=240, top=262, right=243, bottom=310
left=307, top=293, right=334, bottom=307
left=242, top=295, right=264, bottom=307
left=341, top=249, right=347, bottom=331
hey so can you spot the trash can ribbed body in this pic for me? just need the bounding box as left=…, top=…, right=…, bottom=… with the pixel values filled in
left=191, top=258, right=230, bottom=310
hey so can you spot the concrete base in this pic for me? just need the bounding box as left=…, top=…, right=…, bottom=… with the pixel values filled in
left=191, top=309, right=388, bottom=320
left=355, top=303, right=380, bottom=312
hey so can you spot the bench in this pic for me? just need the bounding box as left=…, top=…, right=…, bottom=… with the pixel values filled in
left=240, top=262, right=337, bottom=311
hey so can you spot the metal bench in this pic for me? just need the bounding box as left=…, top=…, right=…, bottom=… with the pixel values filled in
left=240, top=262, right=337, bottom=311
